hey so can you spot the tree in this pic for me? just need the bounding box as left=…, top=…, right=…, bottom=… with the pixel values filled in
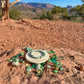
left=51, top=6, right=58, bottom=14
left=82, top=0, right=84, bottom=2
left=0, top=0, right=20, bottom=20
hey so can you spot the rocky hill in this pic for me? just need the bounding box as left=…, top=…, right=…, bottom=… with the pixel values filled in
left=10, top=4, right=49, bottom=19
left=0, top=19, right=84, bottom=84
left=15, top=2, right=55, bottom=9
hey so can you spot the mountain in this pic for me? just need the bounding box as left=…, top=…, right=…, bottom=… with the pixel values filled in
left=11, top=4, right=49, bottom=19
left=15, top=2, right=55, bottom=9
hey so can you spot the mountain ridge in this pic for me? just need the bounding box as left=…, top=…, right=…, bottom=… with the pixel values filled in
left=15, top=2, right=55, bottom=9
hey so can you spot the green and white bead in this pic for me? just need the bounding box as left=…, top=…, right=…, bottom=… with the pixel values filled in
left=12, top=59, right=19, bottom=66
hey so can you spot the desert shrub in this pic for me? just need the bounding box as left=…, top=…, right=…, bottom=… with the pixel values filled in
left=51, top=6, right=68, bottom=15
left=69, top=4, right=84, bottom=22
left=40, top=11, right=53, bottom=20
left=40, top=13, right=47, bottom=20
left=34, top=14, right=41, bottom=19
left=35, top=3, right=84, bottom=22
left=70, top=4, right=84, bottom=16
left=62, top=15, right=77, bottom=20
left=45, top=11, right=53, bottom=20
left=9, top=9, right=21, bottom=20
left=51, top=6, right=58, bottom=14
left=39, top=6, right=68, bottom=20
left=52, top=14, right=62, bottom=20
left=82, top=0, right=84, bottom=2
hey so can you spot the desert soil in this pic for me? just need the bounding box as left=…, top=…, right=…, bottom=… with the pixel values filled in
left=0, top=19, right=84, bottom=84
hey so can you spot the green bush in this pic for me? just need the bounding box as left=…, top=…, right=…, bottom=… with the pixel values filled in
left=39, top=6, right=68, bottom=20
left=46, top=11, right=53, bottom=20
left=40, top=11, right=53, bottom=20
left=51, top=6, right=68, bottom=15
left=62, top=15, right=77, bottom=21
left=9, top=9, right=21, bottom=20
left=51, top=6, right=58, bottom=14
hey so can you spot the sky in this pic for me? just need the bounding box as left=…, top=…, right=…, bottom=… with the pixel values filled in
left=10, top=0, right=83, bottom=7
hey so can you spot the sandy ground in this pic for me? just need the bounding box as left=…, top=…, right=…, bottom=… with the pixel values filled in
left=0, top=19, right=84, bottom=84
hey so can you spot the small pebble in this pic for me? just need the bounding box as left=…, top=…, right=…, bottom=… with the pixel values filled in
left=51, top=58, right=56, bottom=63
left=27, top=66, right=32, bottom=71
left=47, top=65, right=51, bottom=68
left=54, top=64, right=60, bottom=68
left=59, top=62, right=62, bottom=66
left=54, top=70, right=58, bottom=73
left=55, top=62, right=59, bottom=65
left=26, top=63, right=29, bottom=66
left=48, top=59, right=52, bottom=62
left=40, top=62, right=46, bottom=66
left=9, top=59, right=13, bottom=62
left=19, top=59, right=23, bottom=62
left=51, top=55, right=55, bottom=58
left=51, top=50, right=55, bottom=53
left=14, top=55, right=18, bottom=58
left=59, top=67, right=64, bottom=71
left=12, top=55, right=18, bottom=60
left=55, top=67, right=59, bottom=70
left=62, top=56, right=65, bottom=58
left=25, top=47, right=31, bottom=52
left=27, top=71, right=30, bottom=74
left=6, top=59, right=11, bottom=62
left=48, top=51, right=52, bottom=54
left=41, top=66, right=44, bottom=70
left=22, top=61, right=25, bottom=63
left=19, top=53, right=24, bottom=56
left=31, top=64, right=36, bottom=69
left=54, top=56, right=57, bottom=59
left=80, top=64, right=83, bottom=71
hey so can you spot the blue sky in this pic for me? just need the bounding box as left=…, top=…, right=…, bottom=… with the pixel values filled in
left=10, top=0, right=83, bottom=7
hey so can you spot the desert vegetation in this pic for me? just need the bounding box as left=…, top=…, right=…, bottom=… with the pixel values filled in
left=9, top=9, right=21, bottom=20
left=0, top=0, right=84, bottom=22
left=38, top=4, right=84, bottom=22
